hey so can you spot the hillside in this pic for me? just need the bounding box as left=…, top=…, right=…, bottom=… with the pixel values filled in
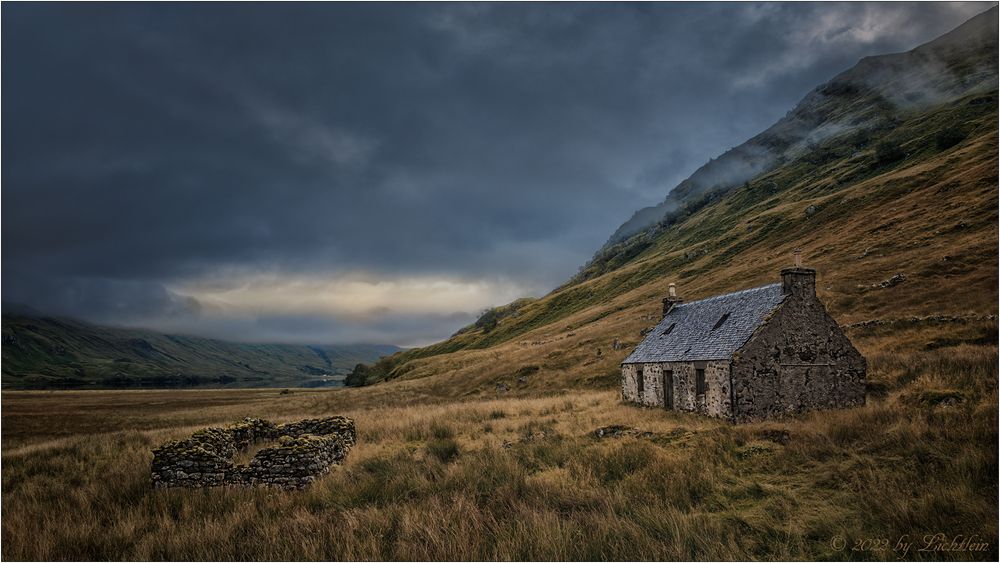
left=1, top=313, right=400, bottom=388
left=601, top=5, right=998, bottom=250
left=349, top=7, right=998, bottom=393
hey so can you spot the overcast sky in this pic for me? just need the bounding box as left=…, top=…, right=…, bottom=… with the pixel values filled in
left=2, top=2, right=992, bottom=345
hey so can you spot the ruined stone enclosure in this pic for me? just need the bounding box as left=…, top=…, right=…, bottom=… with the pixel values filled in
left=621, top=267, right=866, bottom=423
left=151, top=416, right=356, bottom=489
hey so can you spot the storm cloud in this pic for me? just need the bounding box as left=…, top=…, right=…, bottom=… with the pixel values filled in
left=2, top=2, right=992, bottom=345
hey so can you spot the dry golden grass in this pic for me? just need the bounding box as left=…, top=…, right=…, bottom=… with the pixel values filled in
left=2, top=320, right=996, bottom=560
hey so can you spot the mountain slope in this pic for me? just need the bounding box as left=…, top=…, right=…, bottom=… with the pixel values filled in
left=350, top=7, right=998, bottom=392
left=1, top=313, right=400, bottom=388
left=600, top=5, right=998, bottom=253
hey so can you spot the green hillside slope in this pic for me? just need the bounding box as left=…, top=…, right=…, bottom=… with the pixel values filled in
left=603, top=5, right=998, bottom=249
left=351, top=7, right=998, bottom=390
left=1, top=314, right=399, bottom=388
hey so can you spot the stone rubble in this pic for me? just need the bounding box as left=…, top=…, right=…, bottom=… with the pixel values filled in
left=874, top=273, right=907, bottom=288
left=592, top=425, right=653, bottom=439
left=845, top=313, right=996, bottom=329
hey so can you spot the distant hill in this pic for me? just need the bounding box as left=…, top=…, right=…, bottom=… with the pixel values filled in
left=346, top=7, right=998, bottom=391
left=1, top=313, right=400, bottom=388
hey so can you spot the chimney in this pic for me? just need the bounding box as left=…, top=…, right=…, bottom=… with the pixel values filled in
left=662, top=282, right=683, bottom=317
left=781, top=250, right=816, bottom=297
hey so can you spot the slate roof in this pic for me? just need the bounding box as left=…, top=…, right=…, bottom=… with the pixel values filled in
left=623, top=283, right=786, bottom=363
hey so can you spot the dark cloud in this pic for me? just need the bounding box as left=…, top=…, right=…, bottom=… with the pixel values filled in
left=2, top=2, right=992, bottom=344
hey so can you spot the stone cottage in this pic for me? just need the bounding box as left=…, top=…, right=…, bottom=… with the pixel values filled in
left=621, top=262, right=865, bottom=422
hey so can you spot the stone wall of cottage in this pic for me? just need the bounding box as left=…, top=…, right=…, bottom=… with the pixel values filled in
left=731, top=272, right=866, bottom=423
left=640, top=363, right=665, bottom=406
left=670, top=360, right=731, bottom=418
left=151, top=416, right=355, bottom=489
left=621, top=363, right=639, bottom=402
left=621, top=360, right=732, bottom=419
left=622, top=363, right=665, bottom=405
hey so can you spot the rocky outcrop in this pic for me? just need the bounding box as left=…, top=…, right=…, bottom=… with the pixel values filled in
left=150, top=416, right=354, bottom=490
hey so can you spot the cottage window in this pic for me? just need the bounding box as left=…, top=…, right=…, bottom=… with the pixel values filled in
left=712, top=313, right=731, bottom=331
left=636, top=366, right=645, bottom=397
left=696, top=368, right=706, bottom=396
left=662, top=323, right=676, bottom=336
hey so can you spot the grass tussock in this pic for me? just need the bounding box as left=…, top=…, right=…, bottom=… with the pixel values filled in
left=2, top=333, right=997, bottom=560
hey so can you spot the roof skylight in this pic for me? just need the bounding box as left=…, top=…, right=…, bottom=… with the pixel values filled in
left=712, top=313, right=731, bottom=331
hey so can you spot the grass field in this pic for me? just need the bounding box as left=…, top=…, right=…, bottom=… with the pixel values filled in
left=2, top=318, right=996, bottom=560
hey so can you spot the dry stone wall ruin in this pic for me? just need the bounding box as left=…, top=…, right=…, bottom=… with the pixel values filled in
left=151, top=416, right=356, bottom=489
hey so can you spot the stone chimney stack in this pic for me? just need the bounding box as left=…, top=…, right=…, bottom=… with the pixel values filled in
left=662, top=283, right=683, bottom=317
left=781, top=250, right=816, bottom=297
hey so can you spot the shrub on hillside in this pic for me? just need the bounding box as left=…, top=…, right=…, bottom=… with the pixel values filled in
left=934, top=128, right=966, bottom=150
left=426, top=437, right=460, bottom=463
left=475, top=309, right=499, bottom=332
left=430, top=423, right=455, bottom=440
left=345, top=363, right=369, bottom=387
left=457, top=298, right=536, bottom=335
left=346, top=356, right=399, bottom=387
left=875, top=140, right=905, bottom=164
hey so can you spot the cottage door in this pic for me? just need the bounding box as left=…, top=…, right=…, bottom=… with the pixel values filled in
left=663, top=370, right=674, bottom=410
